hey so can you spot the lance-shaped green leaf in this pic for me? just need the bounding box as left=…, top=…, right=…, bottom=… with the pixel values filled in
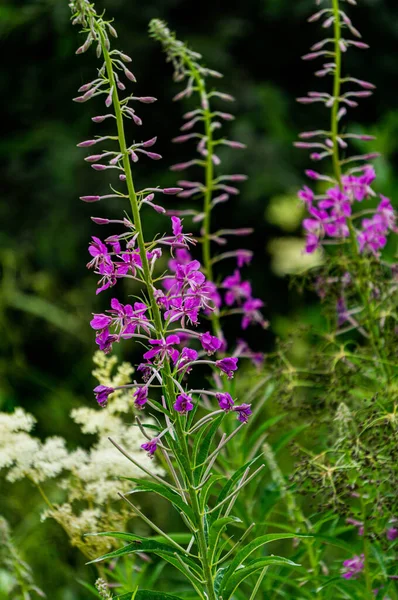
left=122, top=479, right=195, bottom=522
left=212, top=454, right=263, bottom=519
left=220, top=533, right=308, bottom=589
left=199, top=473, right=224, bottom=512
left=221, top=556, right=300, bottom=599
left=88, top=539, right=189, bottom=565
left=208, top=516, right=242, bottom=564
left=85, top=531, right=191, bottom=545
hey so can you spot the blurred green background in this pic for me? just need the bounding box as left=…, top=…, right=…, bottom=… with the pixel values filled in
left=1, top=0, right=398, bottom=597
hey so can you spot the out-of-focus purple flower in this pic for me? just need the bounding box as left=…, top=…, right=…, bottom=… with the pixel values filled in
left=341, top=554, right=365, bottom=580
left=216, top=392, right=235, bottom=411
left=143, top=334, right=181, bottom=364
left=236, top=249, right=253, bottom=268
left=357, top=216, right=388, bottom=256
left=141, top=437, right=159, bottom=457
left=319, top=187, right=351, bottom=218
left=346, top=517, right=364, bottom=536
left=222, top=270, right=251, bottom=306
left=241, top=298, right=265, bottom=330
left=387, top=527, right=398, bottom=541
left=298, top=186, right=314, bottom=206
left=173, top=393, right=194, bottom=413
left=133, top=386, right=148, bottom=408
left=216, top=357, right=239, bottom=378
left=200, top=332, right=222, bottom=354
left=233, top=403, right=252, bottom=423
left=94, top=385, right=115, bottom=407
left=342, top=165, right=376, bottom=201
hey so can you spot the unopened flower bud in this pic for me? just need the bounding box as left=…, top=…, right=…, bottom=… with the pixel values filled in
left=91, top=217, right=110, bottom=224
left=80, top=195, right=101, bottom=202
left=142, top=137, right=157, bottom=148
left=124, top=68, right=137, bottom=82
left=163, top=188, right=183, bottom=195
left=137, top=97, right=157, bottom=104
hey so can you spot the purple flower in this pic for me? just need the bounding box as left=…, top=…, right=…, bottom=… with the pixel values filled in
left=236, top=249, right=253, bottom=268
left=357, top=216, right=388, bottom=255
left=222, top=270, right=252, bottom=306
left=200, top=332, right=222, bottom=355
left=169, top=216, right=194, bottom=250
left=319, top=187, right=351, bottom=218
left=216, top=357, right=239, bottom=378
left=143, top=334, right=181, bottom=364
left=90, top=313, right=112, bottom=330
left=164, top=296, right=201, bottom=326
left=87, top=236, right=112, bottom=271
left=233, top=403, right=252, bottom=423
left=341, top=554, right=365, bottom=580
left=173, top=393, right=194, bottom=414
left=168, top=248, right=192, bottom=272
left=216, top=392, right=235, bottom=411
left=95, top=328, right=117, bottom=354
left=133, top=386, right=148, bottom=408
left=298, top=185, right=314, bottom=206
left=342, top=166, right=376, bottom=201
left=377, top=195, right=396, bottom=230
left=116, top=250, right=142, bottom=276
left=175, top=260, right=206, bottom=291
left=141, top=437, right=159, bottom=457
left=176, top=347, right=198, bottom=373
left=241, top=298, right=265, bottom=330
left=387, top=527, right=398, bottom=541
left=94, top=385, right=115, bottom=407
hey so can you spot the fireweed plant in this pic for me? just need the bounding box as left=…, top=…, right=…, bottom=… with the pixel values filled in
left=69, top=1, right=301, bottom=599
left=257, top=0, right=398, bottom=598
left=149, top=19, right=267, bottom=350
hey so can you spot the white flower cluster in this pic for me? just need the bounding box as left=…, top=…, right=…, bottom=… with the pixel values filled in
left=0, top=353, right=164, bottom=559
left=0, top=408, right=68, bottom=484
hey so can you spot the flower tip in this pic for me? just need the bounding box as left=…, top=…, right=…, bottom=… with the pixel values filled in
left=80, top=195, right=101, bottom=202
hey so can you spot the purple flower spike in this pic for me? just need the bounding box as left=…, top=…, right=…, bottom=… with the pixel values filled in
left=173, top=393, right=194, bottom=414
left=216, top=357, right=239, bottom=378
left=341, top=555, right=365, bottom=580
left=387, top=527, right=398, bottom=541
left=216, top=392, right=235, bottom=411
left=94, top=385, right=115, bottom=407
left=133, top=386, right=148, bottom=408
left=232, top=403, right=252, bottom=423
left=141, top=437, right=159, bottom=457
left=200, top=332, right=222, bottom=355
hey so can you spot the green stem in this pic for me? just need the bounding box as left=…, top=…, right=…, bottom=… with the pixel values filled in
left=330, top=0, right=390, bottom=382
left=183, top=55, right=223, bottom=340
left=101, top=32, right=217, bottom=600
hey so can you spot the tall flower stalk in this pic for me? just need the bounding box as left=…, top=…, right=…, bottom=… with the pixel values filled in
left=150, top=20, right=267, bottom=351
left=69, top=2, right=300, bottom=598
left=296, top=0, right=396, bottom=383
